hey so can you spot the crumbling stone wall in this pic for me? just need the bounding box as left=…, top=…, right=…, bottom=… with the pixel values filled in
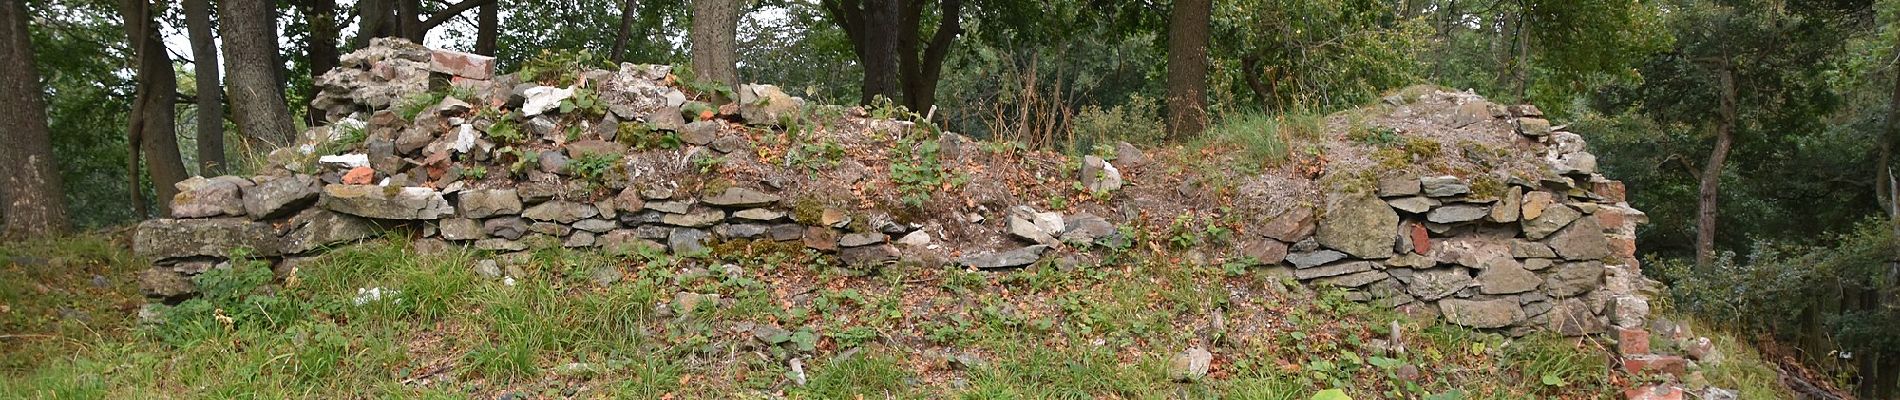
left=135, top=39, right=1655, bottom=337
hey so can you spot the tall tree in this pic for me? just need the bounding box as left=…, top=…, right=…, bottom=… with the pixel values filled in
left=691, top=0, right=743, bottom=87
left=1, top=0, right=71, bottom=236
left=821, top=0, right=902, bottom=104
left=1695, top=55, right=1736, bottom=267
left=895, top=0, right=961, bottom=113
left=353, top=0, right=490, bottom=48
left=304, top=0, right=340, bottom=126
left=820, top=0, right=964, bottom=110
left=356, top=0, right=394, bottom=47
left=611, top=0, right=641, bottom=62
left=476, top=0, right=499, bottom=55
left=183, top=0, right=225, bottom=175
left=121, top=0, right=188, bottom=217
left=1165, top=0, right=1211, bottom=138
left=221, top=0, right=298, bottom=148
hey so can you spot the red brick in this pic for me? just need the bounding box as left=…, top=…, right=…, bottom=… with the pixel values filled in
left=1597, top=211, right=1627, bottom=230
left=342, top=167, right=374, bottom=185
left=1622, top=355, right=1688, bottom=376
left=429, top=50, right=496, bottom=80
left=1410, top=223, right=1430, bottom=255
left=1623, top=385, right=1683, bottom=400
left=1615, top=327, right=1650, bottom=356
left=1595, top=180, right=1627, bottom=203
left=1610, top=238, right=1637, bottom=258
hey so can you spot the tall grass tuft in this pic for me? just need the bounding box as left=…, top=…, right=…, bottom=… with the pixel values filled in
left=1197, top=111, right=1324, bottom=171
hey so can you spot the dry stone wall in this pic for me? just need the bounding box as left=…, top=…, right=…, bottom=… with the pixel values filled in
left=134, top=39, right=1656, bottom=337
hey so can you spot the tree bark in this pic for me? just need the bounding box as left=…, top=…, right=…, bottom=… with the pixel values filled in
left=221, top=0, right=299, bottom=149
left=0, top=0, right=71, bottom=237
left=121, top=0, right=188, bottom=218
left=183, top=0, right=225, bottom=176
left=1240, top=56, right=1279, bottom=111
left=822, top=0, right=902, bottom=105
left=398, top=0, right=423, bottom=42
left=897, top=0, right=962, bottom=114
left=1512, top=0, right=1529, bottom=101
left=611, top=0, right=640, bottom=62
left=304, top=0, right=340, bottom=126
left=1695, top=58, right=1737, bottom=268
left=355, top=0, right=394, bottom=48
left=690, top=0, right=742, bottom=88
left=475, top=0, right=498, bottom=55
left=1165, top=0, right=1211, bottom=138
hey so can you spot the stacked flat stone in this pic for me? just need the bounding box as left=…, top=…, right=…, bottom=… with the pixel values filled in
left=134, top=40, right=1659, bottom=343
left=1219, top=99, right=1654, bottom=337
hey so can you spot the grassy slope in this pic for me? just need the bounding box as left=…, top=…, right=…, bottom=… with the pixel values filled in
left=1, top=233, right=1786, bottom=399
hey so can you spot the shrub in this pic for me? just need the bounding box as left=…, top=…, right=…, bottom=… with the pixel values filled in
left=1658, top=218, right=1900, bottom=376
left=1070, top=95, right=1165, bottom=153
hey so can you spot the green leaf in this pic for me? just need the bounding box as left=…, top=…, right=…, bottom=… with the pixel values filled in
left=1311, top=389, right=1352, bottom=400
left=1540, top=372, right=1568, bottom=387
left=1423, top=390, right=1465, bottom=400
left=1366, top=356, right=1403, bottom=369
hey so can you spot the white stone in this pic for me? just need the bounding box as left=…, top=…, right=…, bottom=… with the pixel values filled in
left=521, top=85, right=576, bottom=116
left=1033, top=212, right=1065, bottom=237
left=896, top=230, right=931, bottom=247
left=319, top=153, right=369, bottom=168
left=452, top=124, right=476, bottom=153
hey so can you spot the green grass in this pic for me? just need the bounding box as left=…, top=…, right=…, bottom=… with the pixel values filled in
left=1, top=232, right=1797, bottom=399
left=1194, top=111, right=1324, bottom=173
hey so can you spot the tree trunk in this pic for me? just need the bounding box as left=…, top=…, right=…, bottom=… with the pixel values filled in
left=1695, top=59, right=1737, bottom=268
left=822, top=0, right=902, bottom=105
left=475, top=0, right=498, bottom=55
left=122, top=0, right=188, bottom=218
left=690, top=0, right=742, bottom=87
left=1165, top=0, right=1211, bottom=138
left=0, top=0, right=71, bottom=237
left=305, top=0, right=339, bottom=126
left=183, top=0, right=225, bottom=176
left=398, top=0, right=424, bottom=42
left=1240, top=56, right=1279, bottom=111
left=355, top=0, right=394, bottom=48
left=897, top=0, right=962, bottom=115
left=1512, top=0, right=1529, bottom=101
left=221, top=0, right=299, bottom=149
left=611, top=0, right=640, bottom=62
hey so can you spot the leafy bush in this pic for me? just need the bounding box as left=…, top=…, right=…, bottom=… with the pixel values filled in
left=516, top=49, right=606, bottom=86
left=1070, top=95, right=1164, bottom=152
left=1658, top=218, right=1900, bottom=370
left=567, top=152, right=620, bottom=183
left=891, top=134, right=949, bottom=207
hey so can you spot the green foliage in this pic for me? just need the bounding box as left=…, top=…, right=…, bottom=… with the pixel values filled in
left=615, top=122, right=682, bottom=150
left=462, top=164, right=489, bottom=180
left=514, top=49, right=607, bottom=86
left=314, top=123, right=368, bottom=156
left=890, top=125, right=959, bottom=207
left=566, top=152, right=619, bottom=183
left=558, top=87, right=605, bottom=118
left=1212, top=0, right=1431, bottom=111
left=480, top=108, right=527, bottom=145
left=1347, top=125, right=1401, bottom=147
left=1200, top=112, right=1297, bottom=171
left=787, top=140, right=846, bottom=171
left=670, top=64, right=734, bottom=101
left=1659, top=219, right=1900, bottom=359
left=1070, top=95, right=1165, bottom=151
left=395, top=86, right=476, bottom=121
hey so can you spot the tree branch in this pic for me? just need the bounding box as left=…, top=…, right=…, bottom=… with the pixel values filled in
left=418, top=0, right=489, bottom=30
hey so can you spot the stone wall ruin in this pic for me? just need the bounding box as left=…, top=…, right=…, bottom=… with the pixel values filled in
left=135, top=39, right=1657, bottom=337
